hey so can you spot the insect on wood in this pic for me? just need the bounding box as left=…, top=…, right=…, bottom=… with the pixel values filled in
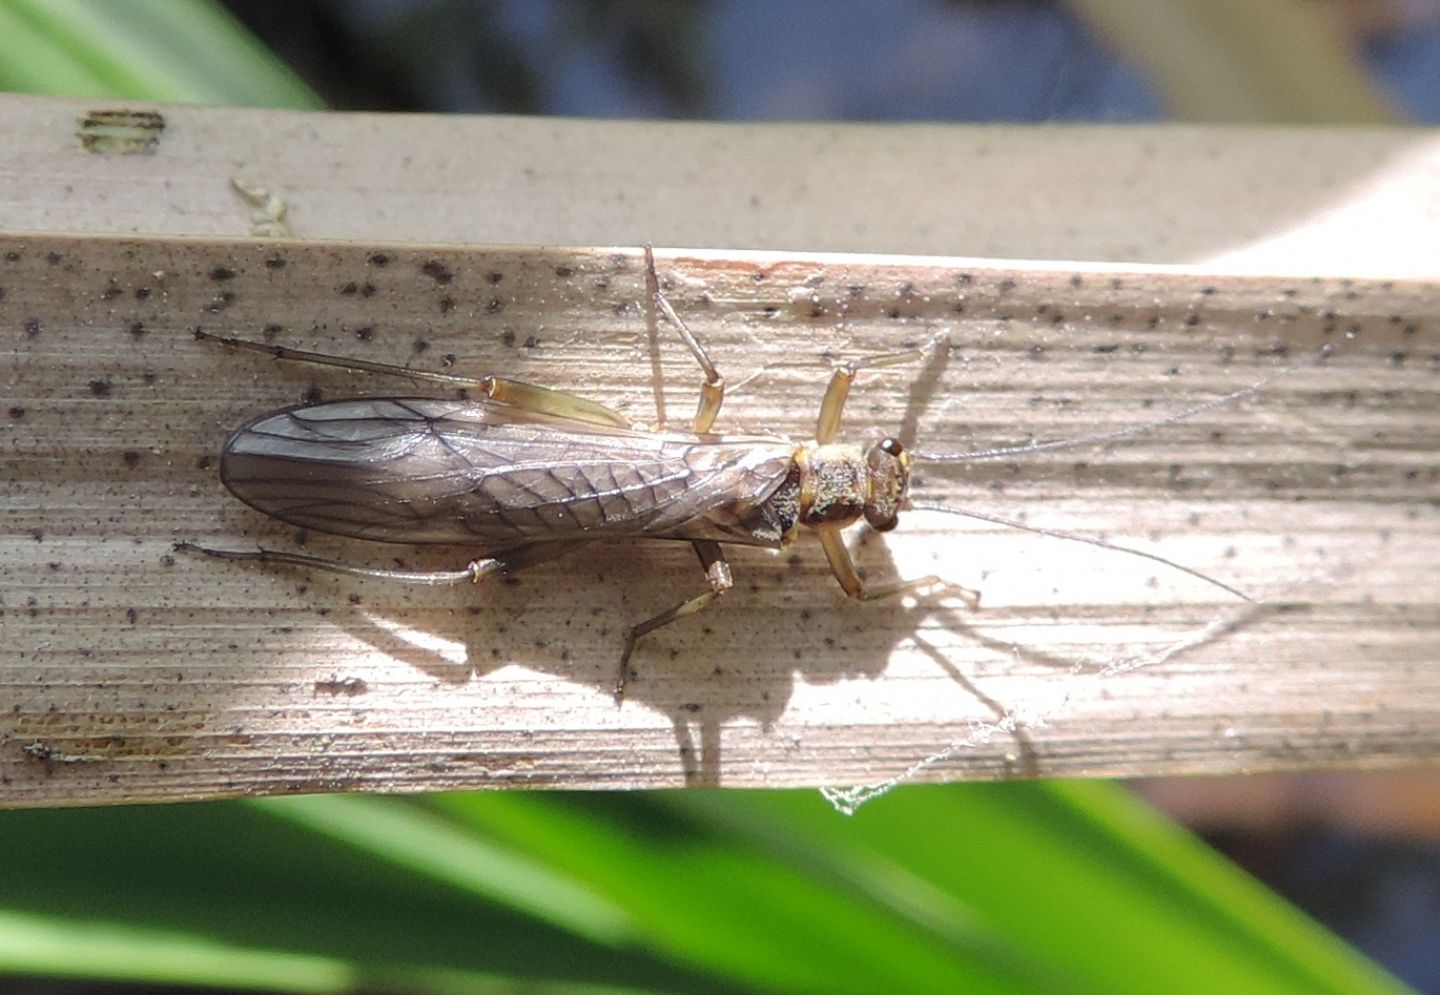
left=180, top=248, right=1268, bottom=701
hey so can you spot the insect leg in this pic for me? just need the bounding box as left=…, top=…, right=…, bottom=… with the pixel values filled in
left=816, top=528, right=979, bottom=606
left=174, top=541, right=577, bottom=585
left=194, top=331, right=629, bottom=428
left=614, top=540, right=732, bottom=702
left=643, top=246, right=726, bottom=433
left=815, top=333, right=949, bottom=444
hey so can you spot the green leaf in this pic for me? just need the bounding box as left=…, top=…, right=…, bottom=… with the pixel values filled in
left=0, top=0, right=322, bottom=107
left=0, top=784, right=1412, bottom=993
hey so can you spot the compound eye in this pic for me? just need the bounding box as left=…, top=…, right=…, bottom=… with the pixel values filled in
left=879, top=437, right=904, bottom=457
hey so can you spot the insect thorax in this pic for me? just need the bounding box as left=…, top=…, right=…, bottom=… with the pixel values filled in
left=798, top=440, right=911, bottom=534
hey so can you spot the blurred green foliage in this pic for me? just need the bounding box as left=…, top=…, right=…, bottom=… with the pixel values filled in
left=0, top=0, right=320, bottom=106
left=0, top=783, right=1412, bottom=994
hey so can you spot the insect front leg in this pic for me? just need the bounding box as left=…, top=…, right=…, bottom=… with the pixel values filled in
left=814, top=332, right=950, bottom=443
left=815, top=528, right=979, bottom=606
left=615, top=540, right=732, bottom=702
left=175, top=541, right=579, bottom=586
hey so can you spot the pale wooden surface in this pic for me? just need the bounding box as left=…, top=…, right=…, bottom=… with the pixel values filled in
left=1, top=94, right=1438, bottom=805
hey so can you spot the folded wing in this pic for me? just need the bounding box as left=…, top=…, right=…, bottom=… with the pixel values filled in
left=220, top=398, right=798, bottom=547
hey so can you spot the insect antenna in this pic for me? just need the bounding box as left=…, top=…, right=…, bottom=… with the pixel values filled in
left=901, top=346, right=1336, bottom=601
left=913, top=342, right=1333, bottom=464
left=903, top=344, right=1339, bottom=597
left=904, top=500, right=1252, bottom=602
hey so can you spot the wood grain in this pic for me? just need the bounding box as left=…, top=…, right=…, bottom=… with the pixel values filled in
left=3, top=234, right=1436, bottom=804
left=0, top=94, right=1437, bottom=805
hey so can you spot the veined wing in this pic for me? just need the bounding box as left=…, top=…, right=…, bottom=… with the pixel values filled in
left=220, top=398, right=798, bottom=547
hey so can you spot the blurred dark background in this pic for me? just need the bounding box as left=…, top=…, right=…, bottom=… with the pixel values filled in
left=222, top=0, right=1440, bottom=122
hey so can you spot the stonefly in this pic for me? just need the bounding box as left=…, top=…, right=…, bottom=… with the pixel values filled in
left=180, top=248, right=1269, bottom=700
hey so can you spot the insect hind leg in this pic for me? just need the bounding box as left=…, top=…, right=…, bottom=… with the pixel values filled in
left=174, top=541, right=576, bottom=585
left=193, top=330, right=630, bottom=428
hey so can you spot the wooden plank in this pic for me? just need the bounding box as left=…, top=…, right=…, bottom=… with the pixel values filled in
left=4, top=233, right=1437, bottom=804
left=0, top=94, right=1437, bottom=804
